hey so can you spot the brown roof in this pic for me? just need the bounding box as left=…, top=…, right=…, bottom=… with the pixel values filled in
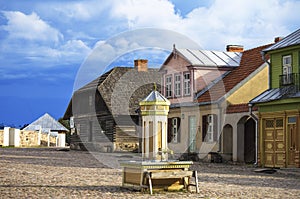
left=226, top=103, right=257, bottom=114
left=197, top=44, right=272, bottom=103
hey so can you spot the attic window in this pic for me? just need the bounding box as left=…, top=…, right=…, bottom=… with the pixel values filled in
left=174, top=74, right=181, bottom=97
left=183, top=72, right=191, bottom=96
left=166, top=75, right=172, bottom=98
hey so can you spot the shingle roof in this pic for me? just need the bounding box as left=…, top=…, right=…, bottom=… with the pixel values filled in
left=197, top=44, right=272, bottom=104
left=263, top=28, right=300, bottom=52
left=64, top=67, right=162, bottom=118
left=98, top=67, right=161, bottom=115
left=24, top=113, right=68, bottom=133
left=176, top=48, right=242, bottom=67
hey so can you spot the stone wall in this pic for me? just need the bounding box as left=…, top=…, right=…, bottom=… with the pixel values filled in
left=0, top=128, right=57, bottom=147
left=19, top=130, right=39, bottom=147
left=0, top=130, right=3, bottom=146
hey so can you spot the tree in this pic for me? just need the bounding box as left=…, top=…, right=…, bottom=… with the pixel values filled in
left=58, top=118, right=71, bottom=145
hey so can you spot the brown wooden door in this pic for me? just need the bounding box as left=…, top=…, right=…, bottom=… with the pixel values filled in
left=263, top=118, right=285, bottom=168
left=288, top=123, right=297, bottom=167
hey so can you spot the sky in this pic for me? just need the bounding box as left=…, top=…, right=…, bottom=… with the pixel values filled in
left=0, top=0, right=299, bottom=127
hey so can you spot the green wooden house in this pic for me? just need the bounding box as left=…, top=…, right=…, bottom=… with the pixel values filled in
left=250, top=29, right=300, bottom=168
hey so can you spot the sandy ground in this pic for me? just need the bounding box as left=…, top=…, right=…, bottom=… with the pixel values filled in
left=0, top=147, right=300, bottom=199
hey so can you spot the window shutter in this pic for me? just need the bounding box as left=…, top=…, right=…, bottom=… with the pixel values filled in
left=167, top=118, right=172, bottom=143
left=213, top=114, right=218, bottom=142
left=177, top=117, right=181, bottom=143
left=202, top=115, right=207, bottom=142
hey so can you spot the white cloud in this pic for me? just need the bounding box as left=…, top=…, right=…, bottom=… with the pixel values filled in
left=109, top=0, right=300, bottom=50
left=110, top=0, right=182, bottom=29
left=1, top=11, right=63, bottom=44
left=0, top=10, right=92, bottom=68
left=49, top=0, right=111, bottom=21
left=60, top=40, right=91, bottom=59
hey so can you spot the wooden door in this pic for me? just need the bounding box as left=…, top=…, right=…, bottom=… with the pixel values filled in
left=263, top=118, right=285, bottom=168
left=288, top=123, right=297, bottom=167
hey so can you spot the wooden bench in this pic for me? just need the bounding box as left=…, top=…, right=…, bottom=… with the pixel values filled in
left=142, top=170, right=199, bottom=195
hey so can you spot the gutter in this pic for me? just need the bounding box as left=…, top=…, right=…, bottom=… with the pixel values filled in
left=248, top=103, right=259, bottom=166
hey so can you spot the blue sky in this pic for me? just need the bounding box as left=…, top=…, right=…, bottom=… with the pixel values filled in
left=0, top=0, right=299, bottom=127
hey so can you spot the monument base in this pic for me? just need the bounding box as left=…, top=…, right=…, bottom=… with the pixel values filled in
left=120, top=160, right=194, bottom=193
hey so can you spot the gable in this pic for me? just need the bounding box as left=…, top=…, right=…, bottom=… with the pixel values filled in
left=24, top=113, right=68, bottom=132
left=160, top=51, right=191, bottom=72
left=226, top=63, right=269, bottom=104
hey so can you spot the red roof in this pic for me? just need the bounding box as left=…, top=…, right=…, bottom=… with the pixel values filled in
left=226, top=103, right=257, bottom=114
left=197, top=44, right=272, bottom=103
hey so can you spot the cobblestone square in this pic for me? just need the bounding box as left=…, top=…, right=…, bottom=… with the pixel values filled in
left=1, top=148, right=299, bottom=199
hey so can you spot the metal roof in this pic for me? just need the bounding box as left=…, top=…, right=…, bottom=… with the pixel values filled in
left=250, top=86, right=300, bottom=104
left=141, top=90, right=170, bottom=104
left=177, top=48, right=242, bottom=67
left=263, top=28, right=300, bottom=52
left=24, top=113, right=69, bottom=133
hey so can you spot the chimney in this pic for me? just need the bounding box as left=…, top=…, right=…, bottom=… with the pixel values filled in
left=274, top=37, right=283, bottom=43
left=226, top=45, right=244, bottom=52
left=134, top=59, right=148, bottom=72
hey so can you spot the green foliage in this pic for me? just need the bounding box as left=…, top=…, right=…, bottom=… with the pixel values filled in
left=58, top=118, right=71, bottom=145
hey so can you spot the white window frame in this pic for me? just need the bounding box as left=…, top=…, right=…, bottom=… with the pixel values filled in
left=206, top=114, right=214, bottom=142
left=282, top=55, right=292, bottom=84
left=166, top=75, right=172, bottom=98
left=172, top=118, right=178, bottom=143
left=183, top=72, right=191, bottom=96
left=174, top=74, right=181, bottom=97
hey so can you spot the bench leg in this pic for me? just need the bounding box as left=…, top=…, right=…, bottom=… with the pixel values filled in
left=148, top=173, right=153, bottom=195
left=194, top=170, right=199, bottom=193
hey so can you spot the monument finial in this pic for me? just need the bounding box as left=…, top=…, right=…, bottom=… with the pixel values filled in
left=153, top=82, right=157, bottom=91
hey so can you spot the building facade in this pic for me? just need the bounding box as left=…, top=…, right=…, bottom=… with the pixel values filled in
left=161, top=44, right=272, bottom=163
left=251, top=29, right=300, bottom=168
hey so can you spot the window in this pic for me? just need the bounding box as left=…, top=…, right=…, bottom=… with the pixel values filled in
left=172, top=118, right=178, bottom=143
left=207, top=115, right=214, bottom=142
left=167, top=117, right=180, bottom=143
left=166, top=75, right=172, bottom=97
left=89, top=121, right=93, bottom=142
left=282, top=55, right=292, bottom=84
left=174, top=74, right=181, bottom=97
left=202, top=114, right=217, bottom=142
left=183, top=72, right=191, bottom=96
left=89, top=95, right=93, bottom=106
left=288, top=116, right=297, bottom=124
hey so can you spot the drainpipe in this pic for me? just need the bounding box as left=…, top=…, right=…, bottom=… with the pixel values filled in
left=217, top=102, right=222, bottom=153
left=249, top=103, right=258, bottom=166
